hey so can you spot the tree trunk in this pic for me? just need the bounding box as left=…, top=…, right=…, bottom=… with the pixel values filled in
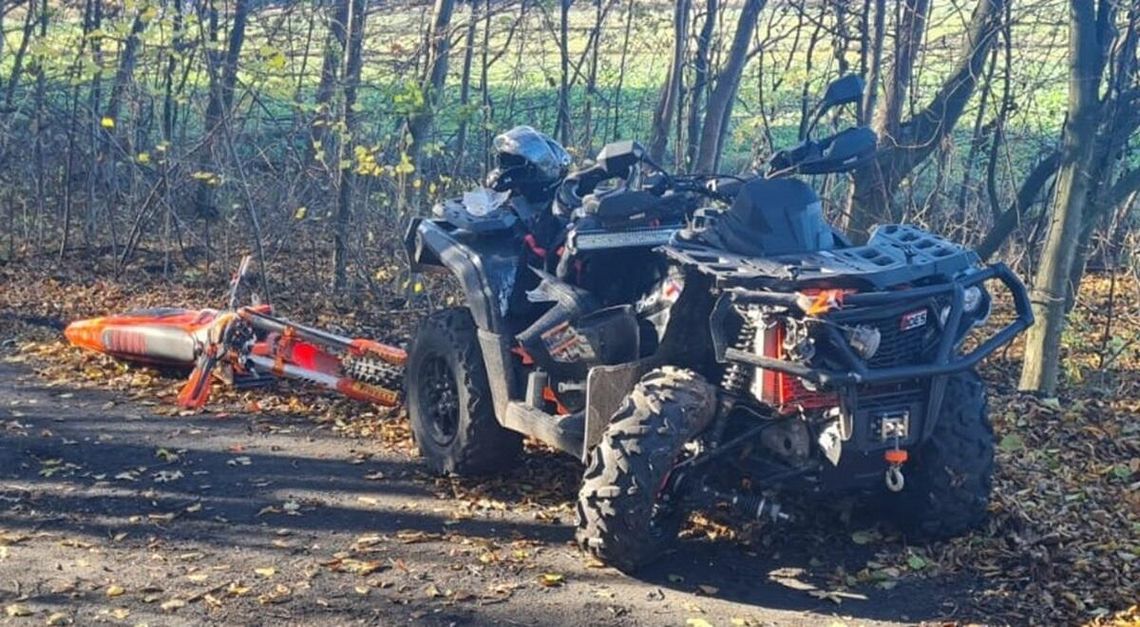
left=976, top=151, right=1060, bottom=260
left=331, top=0, right=366, bottom=291
left=406, top=0, right=456, bottom=167
left=1019, top=0, right=1104, bottom=395
left=196, top=0, right=249, bottom=222
left=555, top=0, right=571, bottom=145
left=611, top=0, right=635, bottom=141
left=581, top=0, right=606, bottom=154
left=309, top=0, right=350, bottom=163
left=3, top=0, right=37, bottom=110
left=684, top=0, right=718, bottom=170
left=693, top=0, right=766, bottom=173
left=648, top=0, right=690, bottom=163
left=103, top=10, right=149, bottom=124
left=845, top=0, right=1005, bottom=240
left=455, top=2, right=480, bottom=169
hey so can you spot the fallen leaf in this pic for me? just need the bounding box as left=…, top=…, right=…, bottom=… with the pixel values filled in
left=160, top=599, right=186, bottom=612
left=5, top=604, right=32, bottom=617
left=257, top=584, right=291, bottom=605
left=45, top=611, right=69, bottom=625
left=697, top=584, right=719, bottom=595
left=254, top=567, right=276, bottom=578
left=686, top=619, right=713, bottom=627
left=106, top=584, right=125, bottom=597
left=110, top=608, right=130, bottom=620
left=538, top=573, right=564, bottom=587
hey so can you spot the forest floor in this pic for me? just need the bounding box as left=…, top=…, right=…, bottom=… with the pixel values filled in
left=1, top=254, right=1138, bottom=626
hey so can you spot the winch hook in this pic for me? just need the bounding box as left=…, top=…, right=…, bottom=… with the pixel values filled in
left=883, top=447, right=908, bottom=493
left=885, top=465, right=905, bottom=492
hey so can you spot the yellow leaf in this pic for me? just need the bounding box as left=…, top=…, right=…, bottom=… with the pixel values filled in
left=106, top=584, right=125, bottom=597
left=136, top=152, right=150, bottom=165
left=160, top=598, right=186, bottom=612
left=537, top=573, right=564, bottom=587
left=46, top=611, right=69, bottom=625
left=100, top=117, right=115, bottom=129
left=110, top=608, right=130, bottom=619
left=687, top=619, right=714, bottom=627
left=5, top=604, right=33, bottom=617
left=413, top=282, right=424, bottom=294
left=293, top=206, right=307, bottom=220
left=255, top=567, right=276, bottom=578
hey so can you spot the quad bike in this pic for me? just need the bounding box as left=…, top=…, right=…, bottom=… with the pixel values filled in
left=404, top=75, right=1033, bottom=571
left=65, top=256, right=406, bottom=409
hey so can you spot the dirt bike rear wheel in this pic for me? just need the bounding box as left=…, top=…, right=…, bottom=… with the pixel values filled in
left=343, top=354, right=403, bottom=390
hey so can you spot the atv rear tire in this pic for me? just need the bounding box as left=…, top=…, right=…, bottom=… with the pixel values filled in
left=405, top=308, right=522, bottom=476
left=575, top=367, right=716, bottom=572
left=892, top=370, right=993, bottom=538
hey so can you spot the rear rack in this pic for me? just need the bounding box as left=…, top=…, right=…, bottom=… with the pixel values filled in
left=663, top=224, right=980, bottom=290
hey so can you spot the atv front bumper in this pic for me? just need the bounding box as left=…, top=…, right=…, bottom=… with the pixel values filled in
left=711, top=262, right=1033, bottom=387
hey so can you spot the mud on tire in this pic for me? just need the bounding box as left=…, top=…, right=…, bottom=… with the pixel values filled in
left=405, top=308, right=522, bottom=476
left=892, top=369, right=993, bottom=538
left=575, top=367, right=717, bottom=572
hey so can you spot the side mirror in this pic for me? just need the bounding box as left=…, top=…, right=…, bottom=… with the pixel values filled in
left=595, top=140, right=646, bottom=178
left=821, top=75, right=864, bottom=111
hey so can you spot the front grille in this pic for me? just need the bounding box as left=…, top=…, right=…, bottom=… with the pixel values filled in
left=864, top=310, right=935, bottom=368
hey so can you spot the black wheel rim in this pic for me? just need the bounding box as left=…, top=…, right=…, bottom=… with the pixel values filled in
left=419, top=354, right=459, bottom=446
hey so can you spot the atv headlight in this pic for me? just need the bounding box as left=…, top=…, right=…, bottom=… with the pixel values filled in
left=963, top=286, right=983, bottom=313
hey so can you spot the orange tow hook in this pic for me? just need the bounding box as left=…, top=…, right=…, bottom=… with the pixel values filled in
left=884, top=449, right=908, bottom=492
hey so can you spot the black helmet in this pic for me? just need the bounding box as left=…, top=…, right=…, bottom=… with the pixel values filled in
left=486, top=126, right=571, bottom=201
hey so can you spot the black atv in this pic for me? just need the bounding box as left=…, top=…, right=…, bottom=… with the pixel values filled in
left=403, top=76, right=1033, bottom=572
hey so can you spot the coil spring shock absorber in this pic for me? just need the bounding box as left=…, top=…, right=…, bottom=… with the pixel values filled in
left=721, top=305, right=759, bottom=394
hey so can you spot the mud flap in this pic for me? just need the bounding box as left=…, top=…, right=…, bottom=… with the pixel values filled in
left=583, top=359, right=658, bottom=460
left=477, top=329, right=516, bottom=422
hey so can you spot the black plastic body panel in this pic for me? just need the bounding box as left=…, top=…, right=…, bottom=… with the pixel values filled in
left=406, top=217, right=524, bottom=334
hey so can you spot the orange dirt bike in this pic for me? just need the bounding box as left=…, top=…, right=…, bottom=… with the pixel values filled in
left=65, top=256, right=406, bottom=409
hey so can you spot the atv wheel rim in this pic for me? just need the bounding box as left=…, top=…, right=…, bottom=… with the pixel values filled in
left=421, top=355, right=459, bottom=446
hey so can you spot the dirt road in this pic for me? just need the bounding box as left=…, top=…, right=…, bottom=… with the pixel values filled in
left=0, top=359, right=990, bottom=626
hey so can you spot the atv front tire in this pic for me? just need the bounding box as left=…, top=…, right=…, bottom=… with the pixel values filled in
left=892, top=370, right=993, bottom=538
left=405, top=308, right=522, bottom=476
left=575, top=367, right=716, bottom=572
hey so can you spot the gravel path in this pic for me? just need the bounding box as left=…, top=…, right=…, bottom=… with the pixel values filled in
left=0, top=360, right=983, bottom=626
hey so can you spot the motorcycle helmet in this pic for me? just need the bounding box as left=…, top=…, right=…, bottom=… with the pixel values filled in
left=485, top=126, right=571, bottom=201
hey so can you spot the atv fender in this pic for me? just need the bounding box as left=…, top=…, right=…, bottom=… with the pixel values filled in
left=406, top=218, right=521, bottom=335
left=406, top=218, right=525, bottom=420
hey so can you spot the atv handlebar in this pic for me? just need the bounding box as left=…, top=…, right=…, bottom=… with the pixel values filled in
left=712, top=262, right=1034, bottom=388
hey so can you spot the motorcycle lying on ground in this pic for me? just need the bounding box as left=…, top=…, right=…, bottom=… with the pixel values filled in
left=404, top=75, right=1033, bottom=571
left=65, top=256, right=406, bottom=409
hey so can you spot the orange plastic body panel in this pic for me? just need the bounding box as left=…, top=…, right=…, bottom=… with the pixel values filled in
left=65, top=306, right=272, bottom=367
